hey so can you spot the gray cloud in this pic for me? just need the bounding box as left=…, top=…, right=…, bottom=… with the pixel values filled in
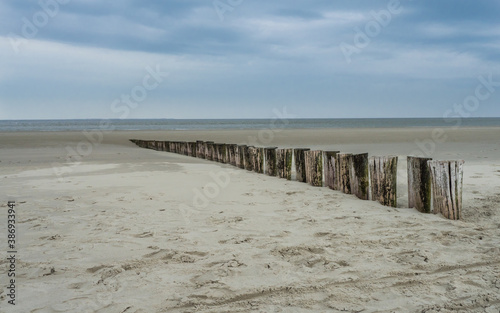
left=1, top=0, right=499, bottom=119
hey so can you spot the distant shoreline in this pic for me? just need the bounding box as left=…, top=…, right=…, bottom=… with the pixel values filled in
left=1, top=117, right=500, bottom=132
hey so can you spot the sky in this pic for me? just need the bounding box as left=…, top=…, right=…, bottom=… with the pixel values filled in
left=1, top=0, right=500, bottom=119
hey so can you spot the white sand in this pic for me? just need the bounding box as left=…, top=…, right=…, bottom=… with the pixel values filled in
left=0, top=128, right=499, bottom=312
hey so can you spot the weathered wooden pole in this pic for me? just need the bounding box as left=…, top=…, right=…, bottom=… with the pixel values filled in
left=407, top=156, right=432, bottom=213
left=254, top=147, right=264, bottom=174
left=196, top=141, right=205, bottom=158
left=163, top=141, right=171, bottom=152
left=276, top=149, right=292, bottom=180
left=265, top=147, right=278, bottom=176
left=181, top=142, right=189, bottom=155
left=239, top=145, right=248, bottom=169
left=336, top=153, right=352, bottom=194
left=212, top=144, right=219, bottom=162
left=294, top=148, right=310, bottom=183
left=205, top=142, right=214, bottom=160
left=349, top=153, right=369, bottom=200
left=221, top=144, right=228, bottom=163
left=227, top=144, right=236, bottom=166
left=188, top=142, right=197, bottom=157
left=214, top=143, right=223, bottom=162
left=427, top=160, right=464, bottom=220
left=304, top=150, right=323, bottom=187
left=370, top=156, right=398, bottom=207
left=324, top=151, right=339, bottom=190
left=245, top=146, right=255, bottom=171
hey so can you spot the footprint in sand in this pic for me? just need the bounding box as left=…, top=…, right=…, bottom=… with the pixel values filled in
left=134, top=231, right=154, bottom=238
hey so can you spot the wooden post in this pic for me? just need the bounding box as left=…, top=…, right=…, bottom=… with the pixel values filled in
left=212, top=144, right=219, bottom=162
left=254, top=147, right=264, bottom=174
left=221, top=144, right=228, bottom=163
left=205, top=142, right=214, bottom=160
left=245, top=146, right=255, bottom=171
left=238, top=145, right=247, bottom=169
left=336, top=153, right=352, bottom=194
left=265, top=147, right=278, bottom=176
left=227, top=144, right=235, bottom=166
left=304, top=150, right=323, bottom=187
left=196, top=141, right=205, bottom=159
left=214, top=144, right=225, bottom=163
left=370, top=156, right=398, bottom=207
left=324, top=151, right=339, bottom=190
left=276, top=149, right=292, bottom=180
left=294, top=148, right=310, bottom=183
left=181, top=142, right=189, bottom=156
left=164, top=141, right=170, bottom=152
left=349, top=153, right=369, bottom=200
left=407, top=156, right=432, bottom=213
left=428, top=160, right=464, bottom=220
left=187, top=142, right=195, bottom=157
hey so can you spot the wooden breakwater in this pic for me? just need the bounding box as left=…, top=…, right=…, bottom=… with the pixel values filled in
left=130, top=139, right=465, bottom=220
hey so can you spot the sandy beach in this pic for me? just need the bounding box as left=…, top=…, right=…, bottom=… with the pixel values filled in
left=1, top=128, right=499, bottom=312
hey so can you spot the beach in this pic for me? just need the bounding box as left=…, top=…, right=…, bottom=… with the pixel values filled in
left=1, top=128, right=499, bottom=312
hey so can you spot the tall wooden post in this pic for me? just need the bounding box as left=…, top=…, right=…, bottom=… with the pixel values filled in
left=196, top=141, right=205, bottom=158
left=336, top=153, right=352, bottom=194
left=294, top=148, right=310, bottom=183
left=181, top=142, right=189, bottom=156
left=246, top=146, right=255, bottom=171
left=238, top=145, right=247, bottom=169
left=324, top=151, right=339, bottom=190
left=305, top=150, right=323, bottom=187
left=164, top=141, right=171, bottom=152
left=349, top=153, right=369, bottom=200
left=188, top=142, right=196, bottom=157
left=407, top=156, right=432, bottom=213
left=428, top=160, right=464, bottom=220
left=212, top=144, right=219, bottom=162
left=276, top=149, right=293, bottom=180
left=370, top=156, right=398, bottom=207
left=205, top=142, right=214, bottom=160
left=254, top=147, right=264, bottom=174
left=265, top=147, right=278, bottom=176
left=216, top=144, right=227, bottom=163
left=228, top=144, right=236, bottom=166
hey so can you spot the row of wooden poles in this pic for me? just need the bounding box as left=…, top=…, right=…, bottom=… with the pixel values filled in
left=130, top=139, right=464, bottom=220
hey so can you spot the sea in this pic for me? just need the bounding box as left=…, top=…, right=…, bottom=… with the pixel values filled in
left=0, top=118, right=500, bottom=132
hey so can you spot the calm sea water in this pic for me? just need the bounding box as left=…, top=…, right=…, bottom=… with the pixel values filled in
left=0, top=118, right=499, bottom=132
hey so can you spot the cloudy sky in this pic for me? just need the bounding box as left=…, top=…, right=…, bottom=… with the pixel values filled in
left=1, top=0, right=499, bottom=119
